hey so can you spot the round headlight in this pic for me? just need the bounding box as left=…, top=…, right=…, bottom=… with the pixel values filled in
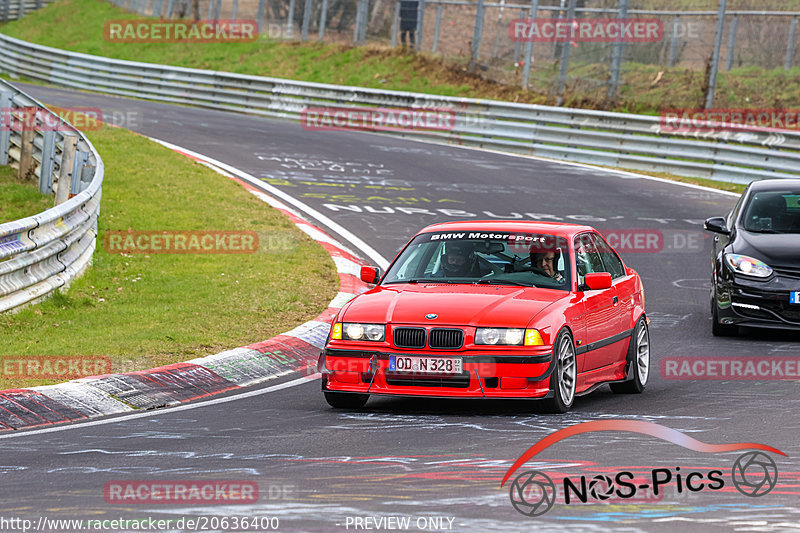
left=504, top=329, right=524, bottom=345
left=345, top=323, right=365, bottom=340
left=481, top=328, right=501, bottom=344
left=364, top=324, right=384, bottom=341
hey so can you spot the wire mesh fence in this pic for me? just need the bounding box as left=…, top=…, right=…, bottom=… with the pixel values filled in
left=107, top=0, right=800, bottom=107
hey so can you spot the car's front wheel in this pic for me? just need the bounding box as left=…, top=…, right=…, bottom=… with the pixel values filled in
left=542, top=329, right=577, bottom=413
left=610, top=316, right=649, bottom=394
left=324, top=391, right=369, bottom=409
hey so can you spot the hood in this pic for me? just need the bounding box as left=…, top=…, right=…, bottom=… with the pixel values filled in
left=734, top=230, right=800, bottom=269
left=340, top=284, right=567, bottom=327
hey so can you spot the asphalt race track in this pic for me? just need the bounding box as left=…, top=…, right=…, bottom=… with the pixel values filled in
left=1, top=83, right=798, bottom=532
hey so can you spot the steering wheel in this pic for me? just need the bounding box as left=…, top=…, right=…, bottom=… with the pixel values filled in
left=515, top=265, right=550, bottom=277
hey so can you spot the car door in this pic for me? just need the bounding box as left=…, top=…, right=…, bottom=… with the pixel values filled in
left=592, top=232, right=637, bottom=363
left=573, top=233, right=623, bottom=372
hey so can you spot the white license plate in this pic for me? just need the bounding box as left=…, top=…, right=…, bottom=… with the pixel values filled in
left=389, top=355, right=463, bottom=375
left=791, top=291, right=800, bottom=304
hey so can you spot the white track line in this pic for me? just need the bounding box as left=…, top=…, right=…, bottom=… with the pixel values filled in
left=0, top=375, right=320, bottom=440
left=150, top=137, right=390, bottom=269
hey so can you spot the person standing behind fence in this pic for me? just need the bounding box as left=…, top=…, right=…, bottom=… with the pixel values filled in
left=399, top=0, right=419, bottom=48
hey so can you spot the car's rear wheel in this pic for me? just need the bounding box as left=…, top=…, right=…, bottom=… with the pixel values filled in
left=610, top=316, right=649, bottom=394
left=711, top=289, right=738, bottom=337
left=542, top=329, right=577, bottom=413
left=324, top=391, right=369, bottom=409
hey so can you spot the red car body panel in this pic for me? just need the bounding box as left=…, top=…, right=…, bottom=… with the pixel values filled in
left=321, top=221, right=646, bottom=400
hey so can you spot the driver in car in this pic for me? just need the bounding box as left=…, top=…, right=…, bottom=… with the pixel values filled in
left=436, top=242, right=492, bottom=277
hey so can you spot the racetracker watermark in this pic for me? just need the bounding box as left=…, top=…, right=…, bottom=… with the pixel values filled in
left=509, top=18, right=663, bottom=42
left=318, top=356, right=500, bottom=381
left=0, top=516, right=280, bottom=532
left=104, top=20, right=258, bottom=43
left=599, top=229, right=708, bottom=254
left=661, top=357, right=800, bottom=380
left=1, top=106, right=141, bottom=132
left=301, top=106, right=456, bottom=133
left=104, top=231, right=257, bottom=254
left=661, top=108, right=800, bottom=134
left=1, top=356, right=111, bottom=380
left=2, top=107, right=94, bottom=132
left=103, top=480, right=260, bottom=504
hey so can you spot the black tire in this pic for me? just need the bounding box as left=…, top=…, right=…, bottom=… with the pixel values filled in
left=324, top=391, right=369, bottom=409
left=542, top=329, right=577, bottom=414
left=712, top=291, right=738, bottom=337
left=610, top=316, right=650, bottom=394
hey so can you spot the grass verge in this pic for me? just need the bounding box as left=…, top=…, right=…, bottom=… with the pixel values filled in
left=0, top=165, right=52, bottom=222
left=0, top=123, right=338, bottom=389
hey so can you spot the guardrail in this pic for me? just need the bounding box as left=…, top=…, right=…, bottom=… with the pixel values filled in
left=0, top=31, right=798, bottom=188
left=0, top=0, right=54, bottom=22
left=0, top=78, right=103, bottom=313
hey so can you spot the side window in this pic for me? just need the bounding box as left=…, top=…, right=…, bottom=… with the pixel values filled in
left=574, top=233, right=605, bottom=285
left=591, top=233, right=625, bottom=279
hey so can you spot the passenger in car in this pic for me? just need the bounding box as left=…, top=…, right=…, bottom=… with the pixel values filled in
left=530, top=251, right=565, bottom=282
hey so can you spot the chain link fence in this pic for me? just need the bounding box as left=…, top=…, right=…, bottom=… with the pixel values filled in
left=110, top=0, right=800, bottom=107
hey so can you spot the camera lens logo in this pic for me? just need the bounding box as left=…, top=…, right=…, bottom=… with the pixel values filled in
left=509, top=471, right=556, bottom=517
left=587, top=474, right=615, bottom=500
left=732, top=451, right=778, bottom=497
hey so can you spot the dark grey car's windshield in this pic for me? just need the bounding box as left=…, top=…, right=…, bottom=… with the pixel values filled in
left=382, top=231, right=572, bottom=290
left=742, top=191, right=800, bottom=233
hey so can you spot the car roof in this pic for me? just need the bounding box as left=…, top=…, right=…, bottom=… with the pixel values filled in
left=416, top=220, right=596, bottom=238
left=748, top=178, right=800, bottom=192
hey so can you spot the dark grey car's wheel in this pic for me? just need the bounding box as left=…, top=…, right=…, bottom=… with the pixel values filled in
left=610, top=316, right=649, bottom=394
left=324, top=391, right=369, bottom=409
left=542, top=329, right=577, bottom=413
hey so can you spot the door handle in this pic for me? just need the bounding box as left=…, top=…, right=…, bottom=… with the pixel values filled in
left=612, top=296, right=619, bottom=304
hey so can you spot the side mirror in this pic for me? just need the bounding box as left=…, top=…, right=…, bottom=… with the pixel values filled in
left=704, top=216, right=729, bottom=235
left=584, top=272, right=612, bottom=290
left=360, top=265, right=382, bottom=284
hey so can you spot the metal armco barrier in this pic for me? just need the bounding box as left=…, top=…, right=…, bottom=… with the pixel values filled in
left=1, top=31, right=799, bottom=184
left=0, top=78, right=103, bottom=313
left=0, top=0, right=55, bottom=22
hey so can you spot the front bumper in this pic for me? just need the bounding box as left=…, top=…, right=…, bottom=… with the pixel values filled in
left=319, top=348, right=555, bottom=399
left=715, top=270, right=800, bottom=330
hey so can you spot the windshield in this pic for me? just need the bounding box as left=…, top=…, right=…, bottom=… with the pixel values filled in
left=742, top=190, right=800, bottom=233
left=382, top=231, right=572, bottom=290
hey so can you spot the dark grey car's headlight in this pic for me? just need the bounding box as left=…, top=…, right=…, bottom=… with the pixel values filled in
left=725, top=253, right=772, bottom=278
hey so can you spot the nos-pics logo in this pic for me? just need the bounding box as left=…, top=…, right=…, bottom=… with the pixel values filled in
left=501, top=420, right=783, bottom=517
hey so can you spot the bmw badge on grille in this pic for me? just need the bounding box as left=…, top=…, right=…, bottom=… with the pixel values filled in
left=425, top=313, right=438, bottom=320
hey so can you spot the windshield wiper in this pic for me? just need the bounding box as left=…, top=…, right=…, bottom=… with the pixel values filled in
left=474, top=279, right=531, bottom=287
left=386, top=278, right=459, bottom=284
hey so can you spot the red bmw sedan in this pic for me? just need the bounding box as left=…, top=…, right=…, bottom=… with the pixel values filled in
left=319, top=221, right=649, bottom=413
